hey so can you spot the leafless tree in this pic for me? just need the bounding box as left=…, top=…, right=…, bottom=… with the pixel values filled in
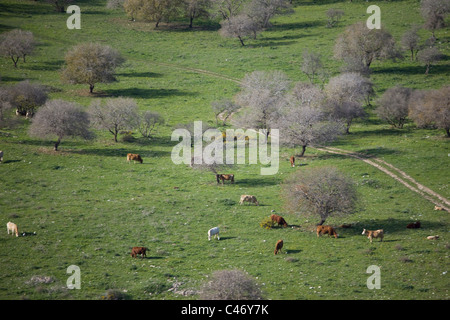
left=233, top=70, right=290, bottom=136
left=211, top=0, right=245, bottom=20
left=89, top=97, right=139, bottom=142
left=0, top=29, right=35, bottom=68
left=301, top=49, right=324, bottom=84
left=417, top=46, right=444, bottom=75
left=0, top=88, right=12, bottom=123
left=282, top=166, right=358, bottom=225
left=28, top=99, right=92, bottom=151
left=46, top=0, right=73, bottom=12
left=376, top=86, right=413, bottom=129
left=401, top=25, right=422, bottom=61
left=61, top=43, right=124, bottom=93
left=409, top=86, right=450, bottom=137
left=245, top=0, right=292, bottom=28
left=334, top=22, right=402, bottom=74
left=4, top=80, right=48, bottom=117
left=199, top=269, right=263, bottom=300
left=420, top=0, right=450, bottom=37
left=138, top=110, right=164, bottom=138
left=326, top=8, right=344, bottom=28
left=219, top=14, right=261, bottom=45
left=211, top=99, right=239, bottom=125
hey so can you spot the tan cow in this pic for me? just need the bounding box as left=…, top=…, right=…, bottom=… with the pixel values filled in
left=127, top=153, right=143, bottom=164
left=239, top=195, right=259, bottom=206
left=362, top=229, right=384, bottom=243
left=316, top=225, right=338, bottom=238
left=216, top=174, right=234, bottom=184
left=7, top=222, right=19, bottom=237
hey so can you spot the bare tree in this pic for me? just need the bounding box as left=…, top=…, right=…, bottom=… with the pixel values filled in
left=46, top=0, right=73, bottom=12
left=301, top=49, right=324, bottom=84
left=420, top=0, right=450, bottom=37
left=326, top=8, right=344, bottom=28
left=409, top=86, right=450, bottom=137
left=219, top=14, right=261, bottom=45
left=211, top=99, right=239, bottom=126
left=89, top=97, right=139, bottom=142
left=282, top=166, right=358, bottom=225
left=0, top=88, right=12, bottom=123
left=0, top=29, right=35, bottom=68
left=401, top=25, right=421, bottom=61
left=183, top=0, right=212, bottom=28
left=376, top=86, right=413, bottom=129
left=138, top=110, right=164, bottom=138
left=417, top=46, right=443, bottom=75
left=334, top=22, right=402, bottom=74
left=199, top=269, right=263, bottom=300
left=211, top=0, right=245, bottom=20
left=5, top=80, right=48, bottom=117
left=28, top=100, right=92, bottom=151
left=245, top=0, right=292, bottom=28
left=61, top=43, right=124, bottom=93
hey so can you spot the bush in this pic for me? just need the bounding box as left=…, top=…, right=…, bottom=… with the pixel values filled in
left=259, top=216, right=275, bottom=229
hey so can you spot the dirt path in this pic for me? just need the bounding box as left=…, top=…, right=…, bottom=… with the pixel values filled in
left=152, top=61, right=449, bottom=212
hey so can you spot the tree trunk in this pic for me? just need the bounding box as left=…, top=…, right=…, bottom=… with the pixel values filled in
left=238, top=36, right=245, bottom=46
left=54, top=138, right=61, bottom=151
left=446, top=128, right=450, bottom=137
left=89, top=84, right=94, bottom=93
left=317, top=218, right=326, bottom=226
left=298, top=145, right=307, bottom=157
left=425, top=63, right=430, bottom=75
left=11, top=56, right=19, bottom=68
left=189, top=17, right=194, bottom=28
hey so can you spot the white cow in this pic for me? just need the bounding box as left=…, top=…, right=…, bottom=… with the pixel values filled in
left=7, top=222, right=19, bottom=237
left=208, top=227, right=220, bottom=241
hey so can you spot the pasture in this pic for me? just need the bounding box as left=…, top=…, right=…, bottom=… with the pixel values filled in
left=0, top=0, right=449, bottom=300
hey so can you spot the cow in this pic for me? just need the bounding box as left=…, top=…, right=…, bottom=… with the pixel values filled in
left=274, top=239, right=283, bottom=255
left=427, top=235, right=439, bottom=240
left=316, top=225, right=338, bottom=238
left=239, top=195, right=259, bottom=206
left=208, top=227, right=220, bottom=241
left=216, top=174, right=234, bottom=184
left=289, top=156, right=295, bottom=167
left=434, top=205, right=446, bottom=211
left=406, top=221, right=421, bottom=229
left=270, top=214, right=288, bottom=228
left=127, top=153, right=143, bottom=164
left=130, top=247, right=147, bottom=258
left=362, top=229, right=384, bottom=243
left=0, top=150, right=3, bottom=163
left=6, top=222, right=19, bottom=237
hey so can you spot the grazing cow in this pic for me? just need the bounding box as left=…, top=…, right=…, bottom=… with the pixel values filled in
left=127, top=153, right=143, bottom=164
left=208, top=227, right=220, bottom=241
left=339, top=224, right=352, bottom=228
left=0, top=150, right=3, bottom=163
left=130, top=247, right=147, bottom=258
left=362, top=229, right=384, bottom=243
left=270, top=214, right=288, bottom=228
left=427, top=235, right=439, bottom=240
left=316, top=225, right=338, bottom=238
left=216, top=174, right=234, bottom=184
left=239, top=195, right=259, bottom=206
left=274, top=239, right=283, bottom=255
left=434, top=205, right=446, bottom=211
left=289, top=156, right=295, bottom=167
left=6, top=222, right=19, bottom=237
left=406, top=221, right=421, bottom=229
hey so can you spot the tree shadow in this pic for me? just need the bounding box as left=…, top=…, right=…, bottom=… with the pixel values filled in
left=102, top=87, right=196, bottom=99
left=236, top=177, right=281, bottom=187
left=268, top=20, right=323, bottom=31
left=371, top=63, right=450, bottom=76
left=116, top=72, right=164, bottom=78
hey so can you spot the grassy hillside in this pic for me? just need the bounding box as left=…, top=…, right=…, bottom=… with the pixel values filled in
left=0, top=0, right=448, bottom=300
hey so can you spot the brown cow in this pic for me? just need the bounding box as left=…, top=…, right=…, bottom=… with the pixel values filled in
left=289, top=156, right=295, bottom=167
left=362, top=229, right=384, bottom=243
left=216, top=174, right=234, bottom=184
left=130, top=246, right=147, bottom=258
left=270, top=214, right=288, bottom=228
left=127, top=153, right=143, bottom=164
left=274, top=239, right=283, bottom=255
left=406, top=221, right=421, bottom=229
left=316, top=225, right=338, bottom=238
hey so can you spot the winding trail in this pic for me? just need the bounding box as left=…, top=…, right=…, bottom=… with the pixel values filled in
left=153, top=61, right=449, bottom=211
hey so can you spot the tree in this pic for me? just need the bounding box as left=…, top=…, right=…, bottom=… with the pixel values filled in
left=417, top=46, right=443, bottom=75
left=138, top=110, right=164, bottom=138
left=301, top=49, right=324, bottom=84
left=409, top=86, right=450, bottom=137
left=139, top=0, right=182, bottom=27
left=326, top=8, right=344, bottom=28
left=28, top=99, right=92, bottom=151
left=123, top=0, right=142, bottom=21
left=245, top=0, right=292, bottom=28
left=183, top=0, right=212, bottom=28
left=5, top=80, right=48, bottom=117
left=282, top=166, right=358, bottom=225
left=420, top=0, right=450, bottom=37
left=219, top=14, right=261, bottom=46
left=199, top=269, right=263, bottom=300
left=376, top=86, right=413, bottom=129
left=46, top=0, right=73, bottom=12
left=0, top=29, right=35, bottom=68
left=211, top=0, right=245, bottom=20
left=401, top=25, right=421, bottom=61
left=334, top=22, right=402, bottom=74
left=211, top=99, right=239, bottom=125
left=89, top=97, right=139, bottom=142
left=61, top=43, right=124, bottom=93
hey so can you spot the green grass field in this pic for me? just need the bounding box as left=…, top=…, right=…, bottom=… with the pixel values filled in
left=0, top=0, right=449, bottom=300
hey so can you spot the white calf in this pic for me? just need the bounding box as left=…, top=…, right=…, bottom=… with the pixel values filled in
left=7, top=222, right=19, bottom=237
left=208, top=227, right=220, bottom=241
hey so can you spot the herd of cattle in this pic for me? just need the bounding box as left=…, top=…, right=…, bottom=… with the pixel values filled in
left=2, top=151, right=444, bottom=259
